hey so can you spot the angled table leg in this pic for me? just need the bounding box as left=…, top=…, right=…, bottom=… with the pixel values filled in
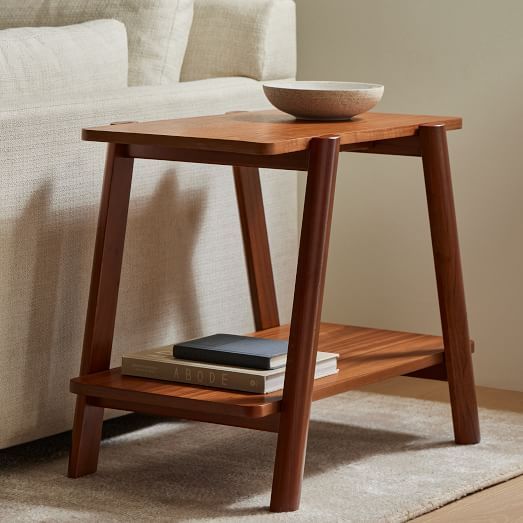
left=420, top=124, right=480, bottom=444
left=233, top=166, right=280, bottom=330
left=270, top=136, right=340, bottom=512
left=68, top=144, right=134, bottom=477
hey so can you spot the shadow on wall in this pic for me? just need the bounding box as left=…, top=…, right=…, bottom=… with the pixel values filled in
left=6, top=183, right=64, bottom=443
left=3, top=169, right=206, bottom=445
left=117, top=169, right=208, bottom=351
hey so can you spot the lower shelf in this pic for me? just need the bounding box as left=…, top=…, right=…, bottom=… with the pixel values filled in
left=70, top=323, right=450, bottom=423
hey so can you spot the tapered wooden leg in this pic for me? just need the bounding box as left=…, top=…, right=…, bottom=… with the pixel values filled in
left=270, top=136, right=340, bottom=512
left=68, top=397, right=105, bottom=477
left=68, top=144, right=134, bottom=477
left=420, top=124, right=480, bottom=444
left=233, top=166, right=280, bottom=330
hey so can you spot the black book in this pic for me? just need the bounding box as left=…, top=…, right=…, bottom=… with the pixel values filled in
left=173, top=334, right=288, bottom=370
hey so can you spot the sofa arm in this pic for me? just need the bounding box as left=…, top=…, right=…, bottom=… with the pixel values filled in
left=0, top=78, right=298, bottom=448
left=181, top=0, right=296, bottom=82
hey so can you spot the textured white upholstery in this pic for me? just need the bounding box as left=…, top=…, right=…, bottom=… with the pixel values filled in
left=0, top=79, right=297, bottom=448
left=181, top=0, right=296, bottom=81
left=0, top=20, right=128, bottom=103
left=0, top=0, right=194, bottom=85
left=0, top=0, right=297, bottom=449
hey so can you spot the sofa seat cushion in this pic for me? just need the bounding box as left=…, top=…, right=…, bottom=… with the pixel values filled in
left=0, top=20, right=128, bottom=105
left=0, top=0, right=194, bottom=86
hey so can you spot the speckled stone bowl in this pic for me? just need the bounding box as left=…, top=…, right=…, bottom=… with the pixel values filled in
left=263, top=80, right=384, bottom=120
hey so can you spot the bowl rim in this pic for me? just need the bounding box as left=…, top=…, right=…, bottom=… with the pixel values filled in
left=262, top=80, right=384, bottom=92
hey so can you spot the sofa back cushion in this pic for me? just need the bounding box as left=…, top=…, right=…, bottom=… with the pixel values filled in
left=0, top=19, right=128, bottom=104
left=181, top=0, right=296, bottom=82
left=0, top=0, right=194, bottom=86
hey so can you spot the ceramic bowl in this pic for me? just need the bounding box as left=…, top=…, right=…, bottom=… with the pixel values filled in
left=262, top=80, right=384, bottom=120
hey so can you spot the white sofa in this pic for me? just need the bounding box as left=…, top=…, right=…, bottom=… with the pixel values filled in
left=0, top=0, right=297, bottom=448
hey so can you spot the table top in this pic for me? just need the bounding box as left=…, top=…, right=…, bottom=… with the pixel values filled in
left=82, top=110, right=462, bottom=156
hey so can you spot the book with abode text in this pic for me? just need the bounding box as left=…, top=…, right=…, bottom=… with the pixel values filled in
left=122, top=347, right=339, bottom=394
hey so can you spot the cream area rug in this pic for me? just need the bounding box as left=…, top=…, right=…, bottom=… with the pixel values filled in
left=1, top=391, right=522, bottom=522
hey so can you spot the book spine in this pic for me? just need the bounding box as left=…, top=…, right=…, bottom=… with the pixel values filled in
left=173, top=346, right=270, bottom=370
left=121, top=358, right=267, bottom=393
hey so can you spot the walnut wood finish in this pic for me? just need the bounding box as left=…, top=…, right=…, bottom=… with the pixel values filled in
left=87, top=396, right=281, bottom=433
left=68, top=397, right=105, bottom=479
left=125, top=134, right=423, bottom=172
left=404, top=362, right=448, bottom=381
left=270, top=136, right=340, bottom=511
left=70, top=322, right=449, bottom=418
left=127, top=144, right=309, bottom=170
left=420, top=124, right=480, bottom=444
left=342, top=134, right=422, bottom=156
left=233, top=166, right=280, bottom=330
left=68, top=144, right=134, bottom=478
left=70, top=110, right=479, bottom=513
left=82, top=110, right=461, bottom=155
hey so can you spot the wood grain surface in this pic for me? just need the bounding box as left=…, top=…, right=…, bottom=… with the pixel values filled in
left=233, top=166, right=280, bottom=330
left=68, top=143, right=134, bottom=479
left=82, top=110, right=462, bottom=155
left=416, top=477, right=523, bottom=522
left=70, top=322, right=453, bottom=420
left=420, top=124, right=480, bottom=444
left=271, top=136, right=340, bottom=511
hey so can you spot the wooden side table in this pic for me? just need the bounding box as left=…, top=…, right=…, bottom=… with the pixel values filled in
left=68, top=110, right=480, bottom=512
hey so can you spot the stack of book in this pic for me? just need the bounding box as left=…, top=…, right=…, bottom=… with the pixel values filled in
left=122, top=334, right=339, bottom=394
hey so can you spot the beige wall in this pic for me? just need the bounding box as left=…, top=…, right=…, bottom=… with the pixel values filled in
left=296, top=0, right=523, bottom=391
